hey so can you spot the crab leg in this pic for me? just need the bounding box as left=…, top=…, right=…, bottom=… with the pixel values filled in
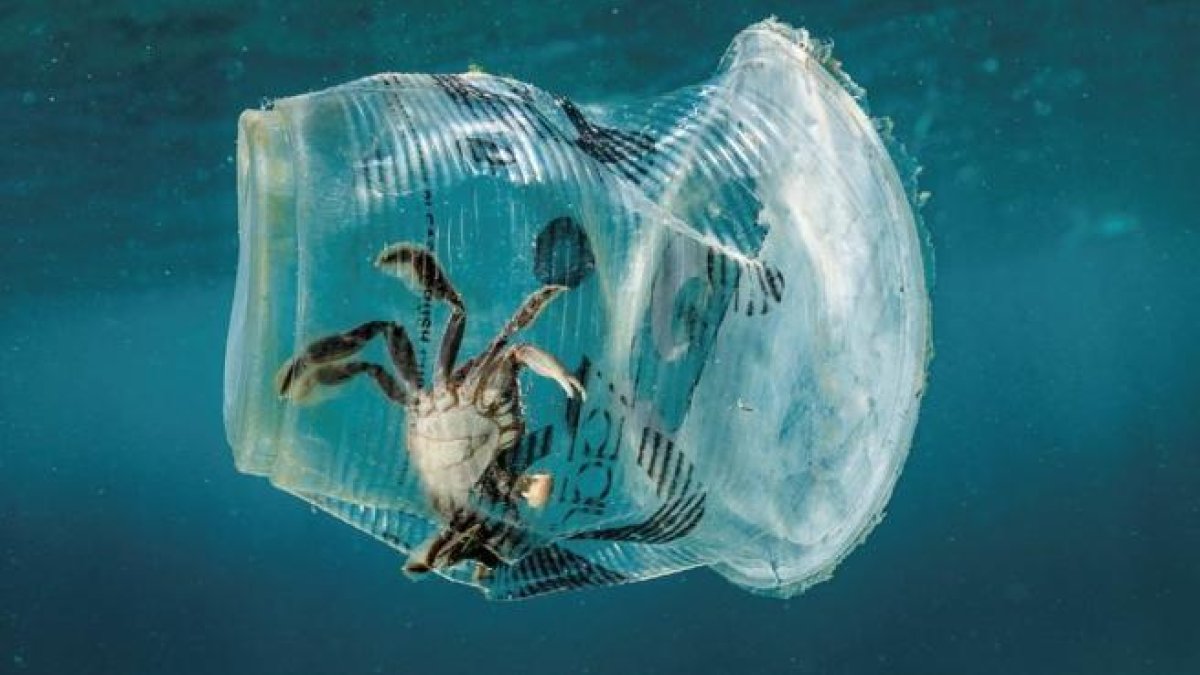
left=404, top=529, right=449, bottom=575
left=301, top=361, right=410, bottom=404
left=376, top=243, right=466, bottom=385
left=472, top=285, right=569, bottom=371
left=404, top=516, right=503, bottom=575
left=438, top=308, right=466, bottom=386
left=277, top=320, right=419, bottom=397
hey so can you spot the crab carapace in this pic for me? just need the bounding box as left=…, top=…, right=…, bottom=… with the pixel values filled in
left=276, top=242, right=584, bottom=578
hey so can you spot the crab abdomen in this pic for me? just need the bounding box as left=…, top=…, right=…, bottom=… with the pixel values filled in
left=406, top=394, right=521, bottom=511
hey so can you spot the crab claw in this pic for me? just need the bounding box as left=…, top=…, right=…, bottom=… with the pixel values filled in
left=510, top=344, right=587, bottom=402
left=562, top=375, right=587, bottom=402
left=519, top=473, right=554, bottom=509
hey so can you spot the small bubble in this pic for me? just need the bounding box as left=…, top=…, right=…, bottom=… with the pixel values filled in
left=981, top=57, right=999, bottom=74
left=20, top=91, right=35, bottom=105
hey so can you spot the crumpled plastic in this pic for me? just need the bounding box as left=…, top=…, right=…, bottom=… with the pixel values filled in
left=225, top=19, right=931, bottom=599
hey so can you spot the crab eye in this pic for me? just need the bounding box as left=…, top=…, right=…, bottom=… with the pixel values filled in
left=228, top=19, right=930, bottom=601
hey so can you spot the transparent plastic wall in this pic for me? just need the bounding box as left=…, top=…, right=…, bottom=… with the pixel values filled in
left=225, top=20, right=930, bottom=599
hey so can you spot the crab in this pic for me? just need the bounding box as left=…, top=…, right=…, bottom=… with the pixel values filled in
left=275, top=242, right=584, bottom=578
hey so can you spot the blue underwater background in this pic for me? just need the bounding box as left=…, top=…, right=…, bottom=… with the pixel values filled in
left=2, top=1, right=1198, bottom=673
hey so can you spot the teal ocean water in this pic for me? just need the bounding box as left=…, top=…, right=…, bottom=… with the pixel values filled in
left=2, top=1, right=1197, bottom=673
